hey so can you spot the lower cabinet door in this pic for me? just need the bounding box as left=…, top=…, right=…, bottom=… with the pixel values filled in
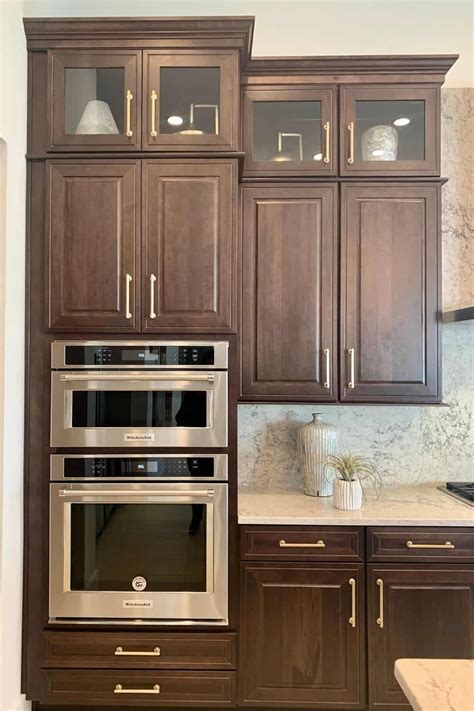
left=42, top=669, right=236, bottom=707
left=240, top=562, right=366, bottom=707
left=368, top=565, right=474, bottom=709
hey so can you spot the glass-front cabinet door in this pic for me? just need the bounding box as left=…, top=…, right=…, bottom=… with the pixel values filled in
left=340, top=86, right=439, bottom=175
left=49, top=51, right=141, bottom=150
left=243, top=88, right=337, bottom=176
left=143, top=51, right=238, bottom=151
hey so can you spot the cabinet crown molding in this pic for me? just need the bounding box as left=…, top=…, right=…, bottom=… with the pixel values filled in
left=245, top=54, right=459, bottom=78
left=23, top=15, right=255, bottom=63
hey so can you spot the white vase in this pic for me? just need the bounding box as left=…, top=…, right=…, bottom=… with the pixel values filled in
left=76, top=100, right=119, bottom=135
left=297, top=413, right=339, bottom=497
left=333, top=479, right=363, bottom=511
left=361, top=124, right=398, bottom=161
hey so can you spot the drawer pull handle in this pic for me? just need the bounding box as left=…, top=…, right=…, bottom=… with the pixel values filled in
left=279, top=539, right=326, bottom=548
left=376, top=578, right=384, bottom=629
left=406, top=540, right=455, bottom=549
left=349, top=578, right=356, bottom=628
left=115, top=646, right=161, bottom=656
left=115, top=684, right=160, bottom=695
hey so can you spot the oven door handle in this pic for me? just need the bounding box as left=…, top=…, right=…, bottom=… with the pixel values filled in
left=59, top=373, right=215, bottom=383
left=58, top=488, right=215, bottom=498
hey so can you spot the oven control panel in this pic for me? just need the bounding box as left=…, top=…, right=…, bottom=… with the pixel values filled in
left=51, top=341, right=228, bottom=370
left=51, top=455, right=228, bottom=482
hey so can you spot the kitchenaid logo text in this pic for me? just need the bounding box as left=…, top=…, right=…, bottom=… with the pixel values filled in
left=123, top=600, right=153, bottom=609
left=124, top=433, right=155, bottom=442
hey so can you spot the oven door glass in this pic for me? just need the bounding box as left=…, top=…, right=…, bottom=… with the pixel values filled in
left=51, top=371, right=227, bottom=447
left=50, top=483, right=228, bottom=622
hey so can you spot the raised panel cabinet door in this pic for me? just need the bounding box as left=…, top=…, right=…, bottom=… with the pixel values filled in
left=143, top=51, right=239, bottom=151
left=240, top=563, right=366, bottom=708
left=49, top=51, right=142, bottom=151
left=341, top=183, right=441, bottom=402
left=143, top=160, right=237, bottom=332
left=46, top=161, right=140, bottom=331
left=241, top=185, right=337, bottom=400
left=368, top=565, right=474, bottom=709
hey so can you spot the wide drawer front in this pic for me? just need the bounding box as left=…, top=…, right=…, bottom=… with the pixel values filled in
left=43, top=669, right=237, bottom=707
left=368, top=527, right=474, bottom=562
left=43, top=632, right=236, bottom=669
left=241, top=526, right=364, bottom=561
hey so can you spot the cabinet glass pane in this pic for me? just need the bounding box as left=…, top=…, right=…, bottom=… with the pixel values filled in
left=159, top=67, right=220, bottom=135
left=64, top=67, right=125, bottom=135
left=253, top=101, right=323, bottom=162
left=355, top=100, right=425, bottom=162
left=70, top=503, right=207, bottom=592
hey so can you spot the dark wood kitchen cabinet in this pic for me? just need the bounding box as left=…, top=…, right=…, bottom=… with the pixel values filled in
left=143, top=159, right=237, bottom=332
left=340, top=183, right=441, bottom=402
left=340, top=85, right=439, bottom=176
left=46, top=160, right=141, bottom=331
left=367, top=565, right=474, bottom=709
left=49, top=50, right=142, bottom=151
left=241, top=184, right=338, bottom=400
left=240, top=562, right=366, bottom=707
left=143, top=50, right=239, bottom=151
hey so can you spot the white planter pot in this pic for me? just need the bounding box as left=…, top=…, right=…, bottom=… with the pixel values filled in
left=333, top=478, right=363, bottom=511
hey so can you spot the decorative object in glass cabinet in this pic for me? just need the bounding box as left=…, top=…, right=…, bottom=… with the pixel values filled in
left=65, top=67, right=126, bottom=135
left=348, top=100, right=425, bottom=163
left=253, top=100, right=328, bottom=162
left=159, top=66, right=221, bottom=135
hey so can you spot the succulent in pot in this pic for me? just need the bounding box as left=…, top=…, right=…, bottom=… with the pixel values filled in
left=326, top=453, right=382, bottom=511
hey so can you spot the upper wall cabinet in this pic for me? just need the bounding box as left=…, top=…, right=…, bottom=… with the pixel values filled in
left=340, top=86, right=439, bottom=176
left=49, top=51, right=142, bottom=151
left=143, top=51, right=239, bottom=151
left=243, top=87, right=337, bottom=176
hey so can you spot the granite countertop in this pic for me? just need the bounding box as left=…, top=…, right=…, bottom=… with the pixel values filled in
left=238, top=485, right=474, bottom=526
left=394, top=659, right=474, bottom=711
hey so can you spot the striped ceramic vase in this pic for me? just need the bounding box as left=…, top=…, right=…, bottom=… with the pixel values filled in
left=297, top=413, right=339, bottom=497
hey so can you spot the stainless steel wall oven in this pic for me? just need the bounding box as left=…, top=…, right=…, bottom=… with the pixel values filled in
left=50, top=341, right=228, bottom=448
left=49, top=454, right=228, bottom=624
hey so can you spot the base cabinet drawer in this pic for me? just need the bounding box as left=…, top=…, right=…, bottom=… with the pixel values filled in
left=368, top=527, right=474, bottom=562
left=241, top=526, right=364, bottom=561
left=43, top=632, right=236, bottom=669
left=42, top=669, right=237, bottom=707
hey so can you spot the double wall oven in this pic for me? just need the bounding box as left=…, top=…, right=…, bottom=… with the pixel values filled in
left=49, top=341, right=229, bottom=625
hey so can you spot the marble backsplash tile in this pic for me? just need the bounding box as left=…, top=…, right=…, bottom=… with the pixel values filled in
left=238, top=88, right=474, bottom=490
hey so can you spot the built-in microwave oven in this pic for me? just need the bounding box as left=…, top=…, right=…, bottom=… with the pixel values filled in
left=50, top=341, right=228, bottom=448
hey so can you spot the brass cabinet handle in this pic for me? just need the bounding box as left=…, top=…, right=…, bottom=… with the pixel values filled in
left=323, top=121, right=331, bottom=163
left=125, top=273, right=132, bottom=319
left=149, top=273, right=157, bottom=319
left=348, top=348, right=355, bottom=388
left=323, top=348, right=331, bottom=389
left=115, top=646, right=161, bottom=656
left=115, top=684, right=160, bottom=695
left=150, top=90, right=158, bottom=137
left=126, top=89, right=133, bottom=137
left=347, top=122, right=355, bottom=164
left=376, top=578, right=384, bottom=629
left=279, top=539, right=325, bottom=548
left=406, top=540, right=455, bottom=549
left=349, top=578, right=356, bottom=628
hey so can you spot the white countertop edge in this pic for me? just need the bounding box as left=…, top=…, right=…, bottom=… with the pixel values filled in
left=238, top=515, right=474, bottom=526
left=238, top=485, right=474, bottom=527
left=394, top=658, right=474, bottom=711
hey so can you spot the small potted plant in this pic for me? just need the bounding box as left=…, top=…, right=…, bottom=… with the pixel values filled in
left=326, top=453, right=382, bottom=511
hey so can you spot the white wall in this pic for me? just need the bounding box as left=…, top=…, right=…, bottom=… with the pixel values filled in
left=0, top=1, right=472, bottom=709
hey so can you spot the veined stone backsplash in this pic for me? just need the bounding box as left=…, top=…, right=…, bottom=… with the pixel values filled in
left=238, top=88, right=474, bottom=489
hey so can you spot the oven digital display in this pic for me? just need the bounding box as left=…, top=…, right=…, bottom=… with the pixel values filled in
left=63, top=457, right=215, bottom=479
left=64, top=345, right=214, bottom=366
